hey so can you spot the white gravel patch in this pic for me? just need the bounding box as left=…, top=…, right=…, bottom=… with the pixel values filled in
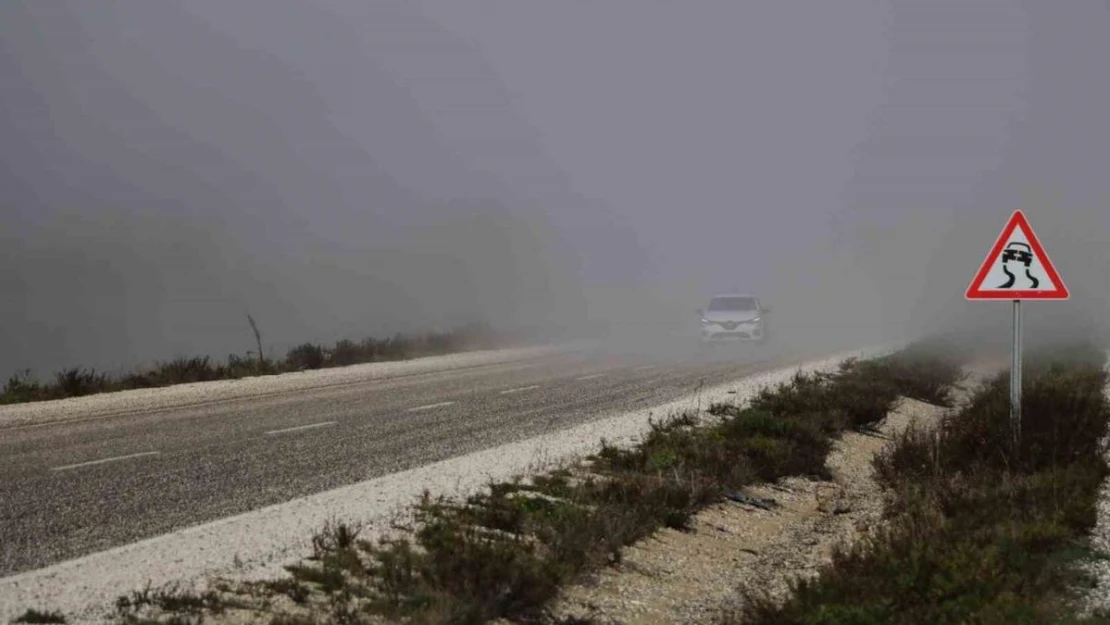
left=1075, top=355, right=1110, bottom=617
left=1082, top=464, right=1110, bottom=617
left=0, top=343, right=588, bottom=429
left=0, top=343, right=897, bottom=625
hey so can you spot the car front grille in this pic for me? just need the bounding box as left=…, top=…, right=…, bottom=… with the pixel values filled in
left=712, top=320, right=758, bottom=330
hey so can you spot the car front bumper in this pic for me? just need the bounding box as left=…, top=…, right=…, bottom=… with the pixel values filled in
left=700, top=323, right=765, bottom=343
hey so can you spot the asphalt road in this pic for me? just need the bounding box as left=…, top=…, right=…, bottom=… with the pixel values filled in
left=0, top=343, right=809, bottom=577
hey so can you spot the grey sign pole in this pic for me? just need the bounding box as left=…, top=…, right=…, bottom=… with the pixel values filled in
left=1011, top=299, right=1022, bottom=448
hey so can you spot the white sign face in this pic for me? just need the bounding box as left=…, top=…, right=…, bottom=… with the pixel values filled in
left=966, top=210, right=1068, bottom=300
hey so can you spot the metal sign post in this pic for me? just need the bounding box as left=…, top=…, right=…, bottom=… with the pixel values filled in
left=1011, top=299, right=1022, bottom=448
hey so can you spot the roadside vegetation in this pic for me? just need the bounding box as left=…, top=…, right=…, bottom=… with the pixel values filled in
left=0, top=322, right=497, bottom=406
left=10, top=610, right=66, bottom=625
left=730, top=340, right=1110, bottom=624
left=87, top=338, right=968, bottom=625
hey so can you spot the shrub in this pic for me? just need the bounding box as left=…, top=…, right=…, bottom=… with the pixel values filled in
left=12, top=609, right=67, bottom=624
left=933, top=365, right=1109, bottom=478
left=130, top=357, right=224, bottom=387
left=285, top=343, right=326, bottom=371
left=327, top=339, right=361, bottom=367
left=738, top=343, right=963, bottom=434
left=1, top=370, right=46, bottom=404
left=52, top=368, right=111, bottom=398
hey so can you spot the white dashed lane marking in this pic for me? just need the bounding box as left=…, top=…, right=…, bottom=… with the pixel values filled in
left=264, top=421, right=338, bottom=436
left=634, top=365, right=657, bottom=371
left=499, top=385, right=541, bottom=395
left=51, top=451, right=161, bottom=472
left=406, top=401, right=457, bottom=413
left=575, top=374, right=608, bottom=381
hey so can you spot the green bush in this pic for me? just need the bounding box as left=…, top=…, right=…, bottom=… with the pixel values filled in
left=929, top=365, right=1109, bottom=478
left=12, top=609, right=67, bottom=624
left=285, top=343, right=326, bottom=371
left=1, top=370, right=47, bottom=404
left=123, top=357, right=225, bottom=389
left=52, top=368, right=111, bottom=398
left=327, top=339, right=360, bottom=367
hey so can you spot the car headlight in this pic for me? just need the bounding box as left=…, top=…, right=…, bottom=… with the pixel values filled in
left=751, top=316, right=762, bottom=323
left=700, top=318, right=710, bottom=326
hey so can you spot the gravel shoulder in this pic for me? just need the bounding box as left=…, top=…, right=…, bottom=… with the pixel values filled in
left=1075, top=353, right=1110, bottom=618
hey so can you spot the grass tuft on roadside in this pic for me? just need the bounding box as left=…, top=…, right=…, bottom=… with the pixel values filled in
left=730, top=341, right=1110, bottom=625
left=113, top=581, right=247, bottom=625
left=11, top=610, right=66, bottom=625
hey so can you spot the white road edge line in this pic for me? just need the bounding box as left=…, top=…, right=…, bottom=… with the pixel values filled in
left=50, top=451, right=161, bottom=472
left=406, top=401, right=457, bottom=413
left=264, top=421, right=338, bottom=436
left=500, top=385, right=541, bottom=395
left=575, top=374, right=608, bottom=381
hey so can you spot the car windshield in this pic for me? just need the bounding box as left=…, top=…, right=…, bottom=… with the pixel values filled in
left=708, top=296, right=757, bottom=312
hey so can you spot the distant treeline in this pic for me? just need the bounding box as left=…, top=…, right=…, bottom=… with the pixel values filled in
left=0, top=322, right=499, bottom=405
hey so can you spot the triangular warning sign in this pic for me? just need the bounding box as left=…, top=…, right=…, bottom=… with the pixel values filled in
left=966, top=210, right=1069, bottom=300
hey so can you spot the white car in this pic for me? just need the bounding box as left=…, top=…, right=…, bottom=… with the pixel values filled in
left=696, top=294, right=770, bottom=345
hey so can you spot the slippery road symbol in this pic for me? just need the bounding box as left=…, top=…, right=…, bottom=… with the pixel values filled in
left=998, top=242, right=1039, bottom=289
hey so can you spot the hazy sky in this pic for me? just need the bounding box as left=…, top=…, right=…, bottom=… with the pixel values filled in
left=3, top=1, right=1110, bottom=378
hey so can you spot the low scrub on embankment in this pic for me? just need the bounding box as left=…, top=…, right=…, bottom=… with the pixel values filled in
left=730, top=341, right=1110, bottom=625
left=0, top=322, right=497, bottom=406
left=99, top=339, right=968, bottom=625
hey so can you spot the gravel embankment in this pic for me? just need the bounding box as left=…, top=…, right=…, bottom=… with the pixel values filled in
left=1077, top=357, right=1110, bottom=617
left=0, top=344, right=894, bottom=625
left=1083, top=470, right=1110, bottom=616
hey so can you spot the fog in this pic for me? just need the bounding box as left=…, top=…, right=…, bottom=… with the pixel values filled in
left=2, top=1, right=1109, bottom=380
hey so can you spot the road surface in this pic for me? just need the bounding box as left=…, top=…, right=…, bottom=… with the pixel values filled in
left=0, top=342, right=816, bottom=578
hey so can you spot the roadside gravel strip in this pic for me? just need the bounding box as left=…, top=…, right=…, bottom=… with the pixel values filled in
left=0, top=343, right=584, bottom=429
left=1077, top=354, right=1110, bottom=617
left=0, top=343, right=895, bottom=624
